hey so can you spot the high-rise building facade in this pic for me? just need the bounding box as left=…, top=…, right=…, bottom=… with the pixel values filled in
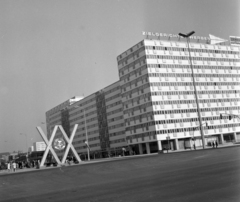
left=117, top=33, right=240, bottom=153
left=45, top=82, right=126, bottom=156
left=46, top=33, right=240, bottom=156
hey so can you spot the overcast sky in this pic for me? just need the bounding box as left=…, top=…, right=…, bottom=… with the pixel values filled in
left=0, top=0, right=239, bottom=153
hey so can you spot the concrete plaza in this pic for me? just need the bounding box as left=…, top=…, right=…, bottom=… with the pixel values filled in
left=0, top=145, right=240, bottom=202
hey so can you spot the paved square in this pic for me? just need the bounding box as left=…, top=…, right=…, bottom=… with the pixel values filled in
left=0, top=146, right=240, bottom=202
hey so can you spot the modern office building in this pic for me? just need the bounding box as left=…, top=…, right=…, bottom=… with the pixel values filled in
left=46, top=32, right=240, bottom=155
left=45, top=82, right=126, bottom=156
left=117, top=32, right=240, bottom=153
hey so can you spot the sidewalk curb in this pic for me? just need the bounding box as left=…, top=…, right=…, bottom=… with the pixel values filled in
left=1, top=144, right=239, bottom=175
left=160, top=143, right=240, bottom=154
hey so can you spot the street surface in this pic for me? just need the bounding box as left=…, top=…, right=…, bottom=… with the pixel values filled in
left=0, top=146, right=240, bottom=202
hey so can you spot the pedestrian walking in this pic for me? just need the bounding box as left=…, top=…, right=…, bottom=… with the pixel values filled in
left=12, top=162, right=16, bottom=172
left=36, top=160, right=39, bottom=169
left=215, top=141, right=218, bottom=148
left=122, top=147, right=126, bottom=156
left=7, top=162, right=11, bottom=172
left=212, top=141, right=215, bottom=148
left=10, top=162, right=13, bottom=172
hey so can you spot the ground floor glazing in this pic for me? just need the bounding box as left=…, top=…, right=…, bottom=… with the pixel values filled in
left=128, top=132, right=240, bottom=154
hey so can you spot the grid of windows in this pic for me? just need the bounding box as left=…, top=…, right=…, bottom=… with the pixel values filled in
left=47, top=36, right=240, bottom=154
left=118, top=38, right=240, bottom=145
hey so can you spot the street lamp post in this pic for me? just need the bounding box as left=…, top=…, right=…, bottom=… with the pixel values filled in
left=166, top=134, right=170, bottom=153
left=83, top=109, right=90, bottom=161
left=192, top=122, right=209, bottom=149
left=179, top=31, right=205, bottom=149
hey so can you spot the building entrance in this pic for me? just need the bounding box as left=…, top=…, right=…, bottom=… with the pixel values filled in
left=223, top=133, right=235, bottom=143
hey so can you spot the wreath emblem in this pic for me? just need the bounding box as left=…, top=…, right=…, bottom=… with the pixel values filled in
left=53, top=138, right=66, bottom=150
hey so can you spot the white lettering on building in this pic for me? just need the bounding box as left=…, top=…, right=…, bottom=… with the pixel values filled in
left=142, top=31, right=210, bottom=41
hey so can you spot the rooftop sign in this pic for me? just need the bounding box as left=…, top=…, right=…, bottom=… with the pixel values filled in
left=142, top=31, right=230, bottom=45
left=142, top=31, right=209, bottom=41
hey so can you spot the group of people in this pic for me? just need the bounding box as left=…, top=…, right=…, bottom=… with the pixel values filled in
left=7, top=161, right=17, bottom=172
left=6, top=160, right=41, bottom=172
left=66, top=156, right=73, bottom=165
left=209, top=141, right=218, bottom=148
left=30, top=160, right=40, bottom=168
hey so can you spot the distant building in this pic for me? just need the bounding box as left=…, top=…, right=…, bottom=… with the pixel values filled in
left=33, top=142, right=46, bottom=151
left=9, top=152, right=18, bottom=161
left=28, top=146, right=34, bottom=153
left=0, top=152, right=10, bottom=161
